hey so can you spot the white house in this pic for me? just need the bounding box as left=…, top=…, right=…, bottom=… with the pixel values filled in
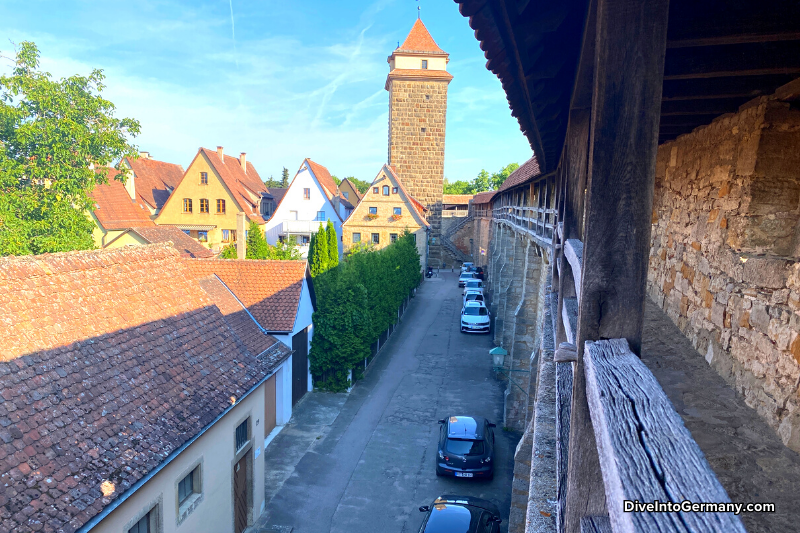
left=264, top=158, right=345, bottom=258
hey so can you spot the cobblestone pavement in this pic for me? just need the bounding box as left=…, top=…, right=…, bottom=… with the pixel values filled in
left=254, top=272, right=520, bottom=533
left=642, top=298, right=800, bottom=533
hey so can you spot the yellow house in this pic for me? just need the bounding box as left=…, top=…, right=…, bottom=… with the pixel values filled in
left=156, top=146, right=267, bottom=252
left=342, top=165, right=429, bottom=266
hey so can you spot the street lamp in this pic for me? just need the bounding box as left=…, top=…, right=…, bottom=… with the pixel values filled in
left=490, top=346, right=508, bottom=369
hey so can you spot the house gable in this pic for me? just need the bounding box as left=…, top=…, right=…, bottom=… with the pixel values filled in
left=346, top=165, right=429, bottom=229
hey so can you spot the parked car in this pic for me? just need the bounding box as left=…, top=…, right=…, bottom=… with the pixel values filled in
left=417, top=495, right=502, bottom=533
left=458, top=272, right=476, bottom=287
left=461, top=301, right=490, bottom=333
left=474, top=266, right=484, bottom=280
left=463, top=279, right=484, bottom=295
left=463, top=291, right=485, bottom=306
left=460, top=262, right=475, bottom=273
left=436, top=416, right=495, bottom=478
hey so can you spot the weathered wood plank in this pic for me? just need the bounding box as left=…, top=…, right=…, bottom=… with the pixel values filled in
left=584, top=338, right=747, bottom=533
left=580, top=516, right=612, bottom=533
left=564, top=239, right=583, bottom=300
left=556, top=361, right=574, bottom=533
left=561, top=297, right=578, bottom=345
left=566, top=0, right=670, bottom=531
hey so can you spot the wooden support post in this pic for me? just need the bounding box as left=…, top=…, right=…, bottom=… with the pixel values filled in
left=564, top=0, right=670, bottom=532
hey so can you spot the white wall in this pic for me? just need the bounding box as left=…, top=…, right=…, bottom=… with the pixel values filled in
left=272, top=278, right=315, bottom=394
left=264, top=162, right=342, bottom=258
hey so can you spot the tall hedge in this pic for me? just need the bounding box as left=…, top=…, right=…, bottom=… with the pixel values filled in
left=326, top=220, right=339, bottom=269
left=309, top=230, right=421, bottom=391
left=309, top=222, right=328, bottom=277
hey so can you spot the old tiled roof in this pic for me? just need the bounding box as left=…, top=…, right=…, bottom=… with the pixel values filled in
left=183, top=259, right=308, bottom=333
left=123, top=226, right=214, bottom=258
left=442, top=194, right=474, bottom=205
left=385, top=69, right=453, bottom=90
left=397, top=19, right=447, bottom=55
left=267, top=187, right=288, bottom=205
left=125, top=156, right=183, bottom=211
left=498, top=156, right=541, bottom=193
left=199, top=148, right=267, bottom=224
left=304, top=159, right=338, bottom=201
left=90, top=169, right=155, bottom=230
left=0, top=245, right=290, bottom=533
left=472, top=190, right=498, bottom=205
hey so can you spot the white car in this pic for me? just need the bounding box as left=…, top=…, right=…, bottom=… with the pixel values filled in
left=458, top=272, right=476, bottom=287
left=463, top=290, right=485, bottom=307
left=460, top=262, right=474, bottom=273
left=461, top=301, right=490, bottom=333
left=462, top=279, right=484, bottom=295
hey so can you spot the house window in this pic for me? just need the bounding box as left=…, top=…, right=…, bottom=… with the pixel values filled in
left=199, top=199, right=209, bottom=213
left=301, top=235, right=310, bottom=244
left=216, top=199, right=226, bottom=214
left=371, top=233, right=380, bottom=244
left=393, top=207, right=402, bottom=216
left=315, top=211, right=326, bottom=221
left=128, top=508, right=156, bottom=533
left=183, top=198, right=192, bottom=213
left=352, top=233, right=361, bottom=243
left=200, top=172, right=208, bottom=185
left=178, top=466, right=200, bottom=508
left=343, top=192, right=349, bottom=199
left=390, top=233, right=398, bottom=243
left=392, top=187, right=398, bottom=194
left=382, top=185, right=390, bottom=196
left=222, top=229, right=232, bottom=242
left=373, top=187, right=379, bottom=194
left=369, top=207, right=377, bottom=215
left=197, top=231, right=208, bottom=242
left=421, top=60, right=428, bottom=69
left=182, top=230, right=190, bottom=236
left=235, top=419, right=249, bottom=451
left=303, top=188, right=311, bottom=200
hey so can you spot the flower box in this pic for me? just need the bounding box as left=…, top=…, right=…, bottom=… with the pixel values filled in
left=390, top=214, right=403, bottom=221
left=366, top=213, right=379, bottom=220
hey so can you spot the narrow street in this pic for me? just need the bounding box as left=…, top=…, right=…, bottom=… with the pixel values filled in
left=255, top=271, right=520, bottom=533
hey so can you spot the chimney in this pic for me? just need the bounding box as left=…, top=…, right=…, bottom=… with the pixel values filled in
left=239, top=152, right=247, bottom=173
left=236, top=212, right=246, bottom=260
left=217, top=146, right=224, bottom=162
left=139, top=151, right=150, bottom=159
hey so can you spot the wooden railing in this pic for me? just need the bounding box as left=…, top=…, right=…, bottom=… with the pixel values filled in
left=492, top=205, right=556, bottom=245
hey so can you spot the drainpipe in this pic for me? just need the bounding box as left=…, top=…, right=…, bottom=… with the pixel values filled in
left=237, top=212, right=247, bottom=259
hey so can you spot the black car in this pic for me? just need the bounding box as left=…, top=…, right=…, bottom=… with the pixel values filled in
left=436, top=416, right=495, bottom=479
left=418, top=495, right=502, bottom=533
left=474, top=267, right=484, bottom=280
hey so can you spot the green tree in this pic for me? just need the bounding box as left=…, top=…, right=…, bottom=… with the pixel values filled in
left=264, top=175, right=278, bottom=188
left=309, top=223, right=328, bottom=276
left=245, top=221, right=269, bottom=259
left=0, top=41, right=140, bottom=256
left=265, top=239, right=302, bottom=260
left=490, top=162, right=520, bottom=190
left=326, top=220, right=339, bottom=268
left=330, top=175, right=342, bottom=186
left=346, top=176, right=372, bottom=194
left=280, top=167, right=289, bottom=187
left=219, top=244, right=238, bottom=258
left=443, top=178, right=474, bottom=194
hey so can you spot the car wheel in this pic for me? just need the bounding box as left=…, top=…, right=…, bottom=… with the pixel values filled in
left=435, top=466, right=443, bottom=477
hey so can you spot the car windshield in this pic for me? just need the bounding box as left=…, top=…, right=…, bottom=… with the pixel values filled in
left=423, top=504, right=478, bottom=533
left=464, top=307, right=488, bottom=316
left=466, top=294, right=483, bottom=301
left=446, top=438, right=485, bottom=455
left=466, top=281, right=481, bottom=287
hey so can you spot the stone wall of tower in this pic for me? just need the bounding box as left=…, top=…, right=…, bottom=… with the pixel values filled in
left=388, top=79, right=448, bottom=267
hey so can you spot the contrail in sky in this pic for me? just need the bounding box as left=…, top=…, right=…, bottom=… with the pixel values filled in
left=229, top=0, right=239, bottom=68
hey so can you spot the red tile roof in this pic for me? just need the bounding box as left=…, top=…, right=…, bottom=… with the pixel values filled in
left=304, top=159, right=338, bottom=200
left=90, top=169, right=155, bottom=230
left=498, top=155, right=541, bottom=192
left=397, top=19, right=447, bottom=55
left=442, top=194, right=474, bottom=205
left=199, top=148, right=268, bottom=224
left=183, top=259, right=308, bottom=333
left=0, top=245, right=289, bottom=533
left=268, top=187, right=288, bottom=205
left=472, top=190, right=498, bottom=205
left=125, top=156, right=183, bottom=211
left=121, top=226, right=214, bottom=258
left=385, top=69, right=453, bottom=90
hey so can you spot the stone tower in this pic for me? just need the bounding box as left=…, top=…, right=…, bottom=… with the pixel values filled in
left=386, top=19, right=452, bottom=267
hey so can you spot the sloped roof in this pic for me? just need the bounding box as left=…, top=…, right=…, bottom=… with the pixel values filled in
left=397, top=19, right=447, bottom=55
left=199, top=148, right=267, bottom=224
left=304, top=159, right=338, bottom=201
left=183, top=259, right=308, bottom=333
left=268, top=187, right=288, bottom=205
left=385, top=69, right=453, bottom=90
left=0, top=245, right=290, bottom=533
left=472, top=190, right=498, bottom=205
left=122, top=226, right=214, bottom=258
left=125, top=156, right=183, bottom=211
left=90, top=169, right=155, bottom=230
left=339, top=178, right=363, bottom=203
left=443, top=194, right=474, bottom=205
left=498, top=156, right=541, bottom=193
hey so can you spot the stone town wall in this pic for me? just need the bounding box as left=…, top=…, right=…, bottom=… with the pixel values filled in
left=388, top=79, right=448, bottom=267
left=648, top=94, right=800, bottom=452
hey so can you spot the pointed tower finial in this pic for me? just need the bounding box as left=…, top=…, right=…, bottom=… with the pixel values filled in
left=417, top=0, right=421, bottom=19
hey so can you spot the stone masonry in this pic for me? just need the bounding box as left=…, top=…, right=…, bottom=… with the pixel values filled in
left=388, top=79, right=448, bottom=267
left=648, top=92, right=800, bottom=452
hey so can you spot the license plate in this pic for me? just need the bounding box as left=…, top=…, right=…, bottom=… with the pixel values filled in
left=455, top=472, right=473, bottom=478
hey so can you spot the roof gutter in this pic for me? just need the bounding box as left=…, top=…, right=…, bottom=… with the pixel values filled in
left=78, top=345, right=287, bottom=532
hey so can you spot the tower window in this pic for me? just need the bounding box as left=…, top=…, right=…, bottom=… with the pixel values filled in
left=421, top=60, right=428, bottom=69
left=421, top=128, right=426, bottom=133
left=426, top=95, right=431, bottom=100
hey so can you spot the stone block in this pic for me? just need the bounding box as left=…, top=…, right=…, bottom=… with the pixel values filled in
left=742, top=256, right=789, bottom=289
left=749, top=303, right=771, bottom=333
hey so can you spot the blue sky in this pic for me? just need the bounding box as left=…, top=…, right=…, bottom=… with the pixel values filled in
left=0, top=0, right=532, bottom=183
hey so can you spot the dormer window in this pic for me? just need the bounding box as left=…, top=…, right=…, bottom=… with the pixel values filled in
left=421, top=60, right=428, bottom=69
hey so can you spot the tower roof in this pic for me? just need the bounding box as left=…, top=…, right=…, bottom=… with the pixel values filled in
left=396, top=19, right=447, bottom=55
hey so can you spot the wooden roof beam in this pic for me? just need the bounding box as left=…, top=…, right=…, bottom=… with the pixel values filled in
left=665, top=67, right=800, bottom=81
left=667, top=32, right=800, bottom=48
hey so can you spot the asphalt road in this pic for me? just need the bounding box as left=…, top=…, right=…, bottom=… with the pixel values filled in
left=256, top=271, right=519, bottom=533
